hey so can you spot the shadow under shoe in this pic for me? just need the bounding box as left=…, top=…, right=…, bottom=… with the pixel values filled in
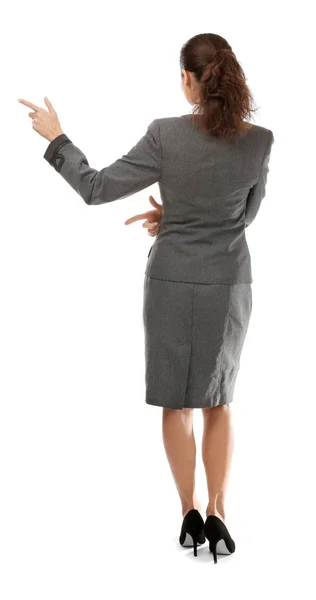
left=179, top=508, right=206, bottom=557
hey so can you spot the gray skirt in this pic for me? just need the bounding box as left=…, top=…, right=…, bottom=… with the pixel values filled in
left=143, top=275, right=252, bottom=410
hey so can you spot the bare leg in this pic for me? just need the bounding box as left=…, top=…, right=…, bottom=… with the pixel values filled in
left=162, top=407, right=201, bottom=517
left=201, top=404, right=234, bottom=522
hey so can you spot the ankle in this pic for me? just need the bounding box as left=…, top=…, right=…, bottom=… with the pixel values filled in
left=205, top=504, right=226, bottom=522
left=182, top=497, right=202, bottom=517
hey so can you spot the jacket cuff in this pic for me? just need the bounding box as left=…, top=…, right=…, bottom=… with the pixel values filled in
left=43, top=133, right=72, bottom=171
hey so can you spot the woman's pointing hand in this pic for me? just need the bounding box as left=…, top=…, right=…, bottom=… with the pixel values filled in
left=17, top=96, right=64, bottom=142
left=125, top=195, right=162, bottom=237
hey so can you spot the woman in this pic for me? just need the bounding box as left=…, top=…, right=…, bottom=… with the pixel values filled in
left=18, top=32, right=274, bottom=563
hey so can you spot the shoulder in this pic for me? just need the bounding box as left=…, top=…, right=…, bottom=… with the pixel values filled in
left=249, top=123, right=273, bottom=139
left=244, top=123, right=274, bottom=151
left=150, top=117, right=274, bottom=147
left=149, top=116, right=184, bottom=127
left=149, top=115, right=191, bottom=138
left=154, top=115, right=185, bottom=125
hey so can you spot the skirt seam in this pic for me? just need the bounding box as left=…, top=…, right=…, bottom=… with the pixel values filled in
left=212, top=284, right=232, bottom=407
left=181, top=283, right=195, bottom=408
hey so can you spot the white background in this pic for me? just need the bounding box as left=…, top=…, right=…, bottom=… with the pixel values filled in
left=1, top=1, right=315, bottom=598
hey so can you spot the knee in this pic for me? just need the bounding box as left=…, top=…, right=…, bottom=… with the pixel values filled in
left=163, top=406, right=194, bottom=421
left=202, top=404, right=230, bottom=416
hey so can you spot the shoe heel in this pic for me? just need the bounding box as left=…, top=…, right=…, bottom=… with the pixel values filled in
left=209, top=542, right=217, bottom=564
left=183, top=529, right=203, bottom=557
left=193, top=537, right=198, bottom=557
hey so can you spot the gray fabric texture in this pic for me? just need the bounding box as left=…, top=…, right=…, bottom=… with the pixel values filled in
left=44, top=114, right=274, bottom=284
left=143, top=275, right=252, bottom=409
left=43, top=114, right=272, bottom=408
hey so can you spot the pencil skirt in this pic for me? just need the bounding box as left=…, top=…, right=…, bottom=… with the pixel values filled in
left=142, top=275, right=252, bottom=410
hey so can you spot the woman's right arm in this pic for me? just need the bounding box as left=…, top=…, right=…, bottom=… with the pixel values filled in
left=245, top=129, right=274, bottom=228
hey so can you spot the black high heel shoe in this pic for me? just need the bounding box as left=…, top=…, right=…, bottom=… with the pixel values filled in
left=179, top=508, right=206, bottom=556
left=204, top=515, right=236, bottom=563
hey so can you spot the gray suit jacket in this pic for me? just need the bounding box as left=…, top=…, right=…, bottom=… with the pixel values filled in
left=44, top=114, right=274, bottom=284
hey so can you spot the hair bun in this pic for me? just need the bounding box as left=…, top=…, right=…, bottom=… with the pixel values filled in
left=213, top=48, right=232, bottom=60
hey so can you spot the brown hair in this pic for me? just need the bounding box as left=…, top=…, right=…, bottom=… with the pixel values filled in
left=180, top=33, right=258, bottom=141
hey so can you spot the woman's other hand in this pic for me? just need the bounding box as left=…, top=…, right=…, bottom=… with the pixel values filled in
left=125, top=195, right=162, bottom=237
left=17, top=97, right=64, bottom=142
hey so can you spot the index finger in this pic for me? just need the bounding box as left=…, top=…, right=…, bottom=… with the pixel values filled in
left=17, top=98, right=42, bottom=111
left=124, top=211, right=154, bottom=225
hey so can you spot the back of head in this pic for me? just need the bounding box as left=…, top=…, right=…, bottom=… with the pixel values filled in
left=180, top=33, right=258, bottom=142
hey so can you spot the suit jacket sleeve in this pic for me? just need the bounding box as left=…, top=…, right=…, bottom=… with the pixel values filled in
left=43, top=119, right=161, bottom=205
left=244, top=129, right=274, bottom=227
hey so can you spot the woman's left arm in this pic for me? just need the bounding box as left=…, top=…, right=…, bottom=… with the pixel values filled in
left=18, top=97, right=161, bottom=206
